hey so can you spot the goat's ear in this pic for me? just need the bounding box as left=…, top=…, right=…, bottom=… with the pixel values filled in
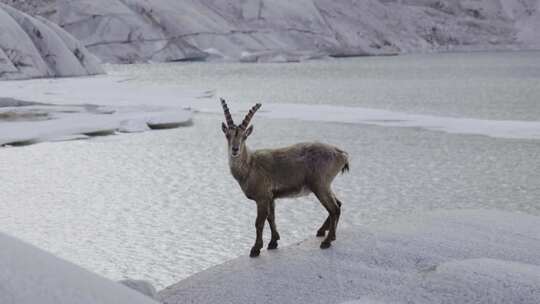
left=244, top=125, right=254, bottom=138
left=221, top=122, right=228, bottom=134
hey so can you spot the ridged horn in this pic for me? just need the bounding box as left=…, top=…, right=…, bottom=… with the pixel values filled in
left=220, top=98, right=235, bottom=128
left=239, top=103, right=261, bottom=130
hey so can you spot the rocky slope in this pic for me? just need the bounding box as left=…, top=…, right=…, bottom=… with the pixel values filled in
left=2, top=0, right=540, bottom=64
left=0, top=3, right=103, bottom=80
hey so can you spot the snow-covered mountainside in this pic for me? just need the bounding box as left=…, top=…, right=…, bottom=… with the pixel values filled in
left=0, top=3, right=103, bottom=80
left=0, top=232, right=158, bottom=304
left=3, top=0, right=539, bottom=63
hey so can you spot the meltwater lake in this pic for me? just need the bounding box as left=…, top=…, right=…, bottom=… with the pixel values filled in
left=1, top=51, right=539, bottom=288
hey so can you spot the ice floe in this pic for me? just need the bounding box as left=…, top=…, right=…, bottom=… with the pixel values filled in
left=1, top=75, right=539, bottom=143
left=249, top=103, right=540, bottom=140
left=0, top=99, right=193, bottom=146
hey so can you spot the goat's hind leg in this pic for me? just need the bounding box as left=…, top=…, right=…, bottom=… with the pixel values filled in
left=316, top=196, right=342, bottom=238
left=314, top=190, right=340, bottom=249
left=316, top=216, right=331, bottom=237
left=267, top=200, right=280, bottom=250
left=333, top=196, right=342, bottom=237
left=250, top=201, right=269, bottom=257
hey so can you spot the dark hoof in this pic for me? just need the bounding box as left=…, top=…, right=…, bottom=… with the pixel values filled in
left=320, top=241, right=332, bottom=249
left=316, top=230, right=326, bottom=237
left=250, top=248, right=261, bottom=257
left=267, top=240, right=278, bottom=250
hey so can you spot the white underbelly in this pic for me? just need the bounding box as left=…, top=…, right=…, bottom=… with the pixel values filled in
left=273, top=185, right=311, bottom=199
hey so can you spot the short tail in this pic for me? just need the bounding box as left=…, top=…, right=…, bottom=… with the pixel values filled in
left=341, top=162, right=350, bottom=174
left=336, top=148, right=350, bottom=174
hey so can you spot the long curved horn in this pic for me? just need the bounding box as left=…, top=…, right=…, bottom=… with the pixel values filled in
left=220, top=98, right=235, bottom=127
left=239, top=103, right=261, bottom=130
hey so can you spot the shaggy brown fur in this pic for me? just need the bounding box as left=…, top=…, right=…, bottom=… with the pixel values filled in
left=221, top=99, right=349, bottom=257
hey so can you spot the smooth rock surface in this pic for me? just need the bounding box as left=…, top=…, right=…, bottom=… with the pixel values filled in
left=119, top=279, right=158, bottom=300
left=0, top=232, right=158, bottom=304
left=159, top=210, right=540, bottom=304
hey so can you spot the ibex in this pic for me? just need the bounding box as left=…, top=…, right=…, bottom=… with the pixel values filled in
left=220, top=98, right=349, bottom=257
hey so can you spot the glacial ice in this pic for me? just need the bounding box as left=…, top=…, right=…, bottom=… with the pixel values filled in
left=27, top=0, right=539, bottom=63
left=0, top=3, right=103, bottom=80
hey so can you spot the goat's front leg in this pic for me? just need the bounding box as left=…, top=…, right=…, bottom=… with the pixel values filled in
left=250, top=201, right=268, bottom=257
left=267, top=200, right=280, bottom=250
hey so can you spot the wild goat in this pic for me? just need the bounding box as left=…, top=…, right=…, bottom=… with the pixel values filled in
left=220, top=98, right=349, bottom=257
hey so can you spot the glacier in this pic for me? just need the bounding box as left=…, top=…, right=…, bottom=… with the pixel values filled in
left=0, top=3, right=103, bottom=80
left=2, top=0, right=539, bottom=64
